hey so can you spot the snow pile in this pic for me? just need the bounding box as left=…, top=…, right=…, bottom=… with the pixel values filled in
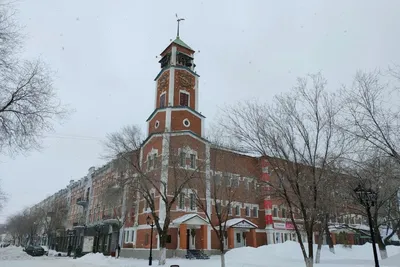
left=0, top=246, right=32, bottom=261
left=48, top=249, right=67, bottom=257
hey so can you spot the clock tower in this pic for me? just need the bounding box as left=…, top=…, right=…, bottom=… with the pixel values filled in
left=146, top=35, right=204, bottom=137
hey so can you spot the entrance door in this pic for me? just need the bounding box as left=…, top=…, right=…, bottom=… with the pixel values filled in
left=186, top=229, right=190, bottom=250
left=235, top=231, right=245, bottom=248
left=187, top=229, right=196, bottom=249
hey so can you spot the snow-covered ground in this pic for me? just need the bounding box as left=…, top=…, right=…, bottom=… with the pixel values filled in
left=1, top=242, right=400, bottom=267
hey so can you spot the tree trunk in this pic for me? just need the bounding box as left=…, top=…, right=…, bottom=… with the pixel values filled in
left=374, top=228, right=387, bottom=259
left=219, top=235, right=226, bottom=267
left=158, top=233, right=167, bottom=265
left=315, top=222, right=324, bottom=264
left=159, top=247, right=167, bottom=265
left=305, top=257, right=314, bottom=267
left=324, top=215, right=335, bottom=254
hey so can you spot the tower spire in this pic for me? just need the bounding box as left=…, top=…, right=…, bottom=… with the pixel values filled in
left=175, top=14, right=185, bottom=38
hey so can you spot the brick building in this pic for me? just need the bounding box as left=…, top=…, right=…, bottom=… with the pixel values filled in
left=30, top=34, right=372, bottom=257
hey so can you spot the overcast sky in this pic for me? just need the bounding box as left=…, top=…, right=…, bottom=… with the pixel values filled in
left=0, top=0, right=399, bottom=223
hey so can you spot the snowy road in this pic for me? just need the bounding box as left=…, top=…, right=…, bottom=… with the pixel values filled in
left=2, top=242, right=400, bottom=267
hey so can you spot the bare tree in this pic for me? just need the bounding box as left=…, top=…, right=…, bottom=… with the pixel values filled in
left=103, top=125, right=203, bottom=265
left=97, top=160, right=137, bottom=257
left=190, top=144, right=255, bottom=267
left=337, top=152, right=400, bottom=259
left=0, top=179, right=6, bottom=212
left=0, top=3, right=68, bottom=156
left=221, top=73, right=348, bottom=267
left=340, top=70, right=400, bottom=164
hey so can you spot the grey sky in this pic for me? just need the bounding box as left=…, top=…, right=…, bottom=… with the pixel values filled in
left=0, top=0, right=399, bottom=223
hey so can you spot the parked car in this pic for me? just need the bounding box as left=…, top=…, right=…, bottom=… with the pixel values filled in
left=41, top=245, right=49, bottom=256
left=24, top=245, right=45, bottom=256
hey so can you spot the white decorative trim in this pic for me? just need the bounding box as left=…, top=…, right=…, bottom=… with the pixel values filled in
left=183, top=118, right=190, bottom=127
left=155, top=120, right=160, bottom=129
left=195, top=76, right=199, bottom=111
left=168, top=67, right=175, bottom=106
left=147, top=107, right=203, bottom=124
left=159, top=133, right=170, bottom=222
left=165, top=108, right=171, bottom=131
left=201, top=117, right=205, bottom=137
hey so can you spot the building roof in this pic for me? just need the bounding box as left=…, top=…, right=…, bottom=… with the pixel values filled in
left=172, top=214, right=209, bottom=225
left=172, top=37, right=193, bottom=51
left=225, top=218, right=258, bottom=229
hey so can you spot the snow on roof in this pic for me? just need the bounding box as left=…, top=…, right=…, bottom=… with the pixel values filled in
left=172, top=214, right=208, bottom=225
left=226, top=218, right=258, bottom=228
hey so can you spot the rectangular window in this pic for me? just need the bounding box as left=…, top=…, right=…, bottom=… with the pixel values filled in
left=189, top=193, right=195, bottom=210
left=179, top=92, right=189, bottom=106
left=224, top=175, right=231, bottom=187
left=232, top=177, right=239, bottom=188
left=152, top=154, right=157, bottom=169
left=236, top=233, right=241, bottom=243
left=252, top=207, right=258, bottom=217
left=215, top=203, right=221, bottom=214
left=180, top=152, right=186, bottom=167
left=125, top=231, right=129, bottom=243
left=179, top=193, right=185, bottom=209
left=273, top=207, right=278, bottom=217
left=130, top=231, right=134, bottom=242
left=245, top=207, right=250, bottom=217
left=160, top=93, right=166, bottom=108
left=190, top=154, right=196, bottom=169
left=214, top=174, right=221, bottom=185
left=282, top=208, right=286, bottom=218
left=228, top=204, right=232, bottom=215
left=245, top=180, right=250, bottom=190
left=235, top=206, right=240, bottom=216
left=148, top=156, right=153, bottom=170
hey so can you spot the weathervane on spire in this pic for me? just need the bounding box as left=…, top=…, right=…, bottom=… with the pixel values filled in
left=176, top=14, right=185, bottom=38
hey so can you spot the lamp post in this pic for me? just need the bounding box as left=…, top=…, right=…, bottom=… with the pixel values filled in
left=146, top=215, right=155, bottom=266
left=354, top=184, right=380, bottom=267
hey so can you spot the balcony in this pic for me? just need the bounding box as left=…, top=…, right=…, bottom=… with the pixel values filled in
left=102, top=214, right=120, bottom=226
left=72, top=216, right=86, bottom=229
left=76, top=197, right=88, bottom=207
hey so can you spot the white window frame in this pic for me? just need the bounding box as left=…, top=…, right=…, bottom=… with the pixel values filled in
left=159, top=92, right=166, bottom=108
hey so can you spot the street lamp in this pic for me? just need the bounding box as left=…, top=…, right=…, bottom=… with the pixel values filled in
left=146, top=215, right=155, bottom=266
left=354, top=184, right=379, bottom=267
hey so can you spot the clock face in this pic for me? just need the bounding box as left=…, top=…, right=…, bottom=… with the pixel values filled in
left=179, top=71, right=194, bottom=88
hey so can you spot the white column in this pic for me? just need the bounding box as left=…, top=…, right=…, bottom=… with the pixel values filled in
left=205, top=143, right=211, bottom=250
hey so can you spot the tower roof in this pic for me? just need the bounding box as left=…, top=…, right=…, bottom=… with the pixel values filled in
left=172, top=37, right=193, bottom=51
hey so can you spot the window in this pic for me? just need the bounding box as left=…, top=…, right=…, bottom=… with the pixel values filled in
left=148, top=156, right=154, bottom=170
left=228, top=204, right=232, bottom=215
left=144, top=233, right=149, bottom=245
left=125, top=231, right=129, bottom=243
left=235, top=206, right=240, bottom=216
left=245, top=207, right=250, bottom=217
left=160, top=93, right=166, bottom=108
left=236, top=233, right=241, bottom=243
left=232, top=177, right=239, bottom=188
left=189, top=193, right=195, bottom=210
left=214, top=174, right=221, bottom=185
left=152, top=154, right=157, bottom=168
left=245, top=180, right=250, bottom=190
left=252, top=207, right=258, bottom=217
left=166, top=235, right=172, bottom=243
left=179, top=193, right=185, bottom=209
left=282, top=208, right=286, bottom=218
left=179, top=92, right=189, bottom=106
left=190, top=154, right=196, bottom=168
left=224, top=175, right=231, bottom=187
left=130, top=231, right=134, bottom=242
left=215, top=202, right=221, bottom=213
left=180, top=152, right=186, bottom=167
